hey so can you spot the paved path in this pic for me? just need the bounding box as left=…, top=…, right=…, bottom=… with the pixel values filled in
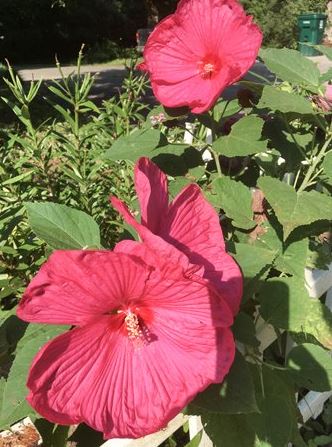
left=16, top=55, right=332, bottom=104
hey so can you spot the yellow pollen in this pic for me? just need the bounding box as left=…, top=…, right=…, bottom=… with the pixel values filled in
left=124, top=311, right=144, bottom=341
left=198, top=61, right=216, bottom=80
left=203, top=63, right=215, bottom=74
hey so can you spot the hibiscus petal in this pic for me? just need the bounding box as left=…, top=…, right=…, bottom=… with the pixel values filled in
left=143, top=269, right=233, bottom=328
left=134, top=157, right=169, bottom=234
left=161, top=184, right=242, bottom=314
left=17, top=250, right=151, bottom=325
left=204, top=251, right=243, bottom=316
left=110, top=196, right=191, bottom=274
left=27, top=316, right=234, bottom=439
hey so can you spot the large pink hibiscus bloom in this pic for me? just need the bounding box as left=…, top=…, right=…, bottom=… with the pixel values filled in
left=142, top=0, right=262, bottom=114
left=111, top=157, right=242, bottom=316
left=17, top=244, right=235, bottom=438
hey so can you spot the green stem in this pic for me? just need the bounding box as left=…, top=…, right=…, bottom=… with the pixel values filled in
left=298, top=136, right=332, bottom=192
left=210, top=108, right=222, bottom=178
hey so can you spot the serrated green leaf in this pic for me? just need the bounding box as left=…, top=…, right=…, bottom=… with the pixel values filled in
left=259, top=277, right=332, bottom=349
left=233, top=312, right=260, bottom=347
left=213, top=116, right=267, bottom=157
left=25, top=202, right=101, bottom=249
left=232, top=242, right=273, bottom=301
left=202, top=413, right=258, bottom=447
left=190, top=351, right=258, bottom=414
left=207, top=177, right=255, bottom=229
left=320, top=67, right=332, bottom=84
left=257, top=86, right=314, bottom=114
left=287, top=343, right=332, bottom=392
left=259, top=48, right=320, bottom=88
left=247, top=367, right=297, bottom=447
left=0, top=323, right=67, bottom=428
left=274, top=238, right=308, bottom=278
left=104, top=129, right=161, bottom=161
left=323, top=151, right=332, bottom=181
left=316, top=45, right=332, bottom=60
left=234, top=243, right=276, bottom=284
left=258, top=176, right=332, bottom=239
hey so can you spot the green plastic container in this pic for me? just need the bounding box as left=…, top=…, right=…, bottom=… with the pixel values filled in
left=298, top=13, right=327, bottom=56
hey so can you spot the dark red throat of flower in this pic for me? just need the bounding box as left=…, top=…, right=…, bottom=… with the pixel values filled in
left=115, top=308, right=153, bottom=349
left=198, top=60, right=218, bottom=80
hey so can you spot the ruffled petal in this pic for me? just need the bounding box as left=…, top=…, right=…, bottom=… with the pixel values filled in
left=204, top=251, right=243, bottom=316
left=134, top=157, right=169, bottom=233
left=110, top=197, right=192, bottom=275
left=27, top=311, right=235, bottom=439
left=160, top=184, right=242, bottom=315
left=143, top=267, right=233, bottom=328
left=17, top=250, right=151, bottom=326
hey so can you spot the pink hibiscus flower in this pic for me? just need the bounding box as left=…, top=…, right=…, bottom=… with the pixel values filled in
left=141, top=0, right=262, bottom=114
left=17, top=243, right=235, bottom=438
left=111, top=157, right=242, bottom=316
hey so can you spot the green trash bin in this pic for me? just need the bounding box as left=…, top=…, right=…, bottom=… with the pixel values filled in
left=298, top=13, right=327, bottom=56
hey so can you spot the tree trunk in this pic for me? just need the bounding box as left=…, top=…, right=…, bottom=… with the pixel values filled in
left=144, top=0, right=178, bottom=26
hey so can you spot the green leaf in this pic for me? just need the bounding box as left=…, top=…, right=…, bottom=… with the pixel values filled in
left=247, top=367, right=297, bottom=447
left=190, top=351, right=258, bottom=414
left=257, top=86, right=314, bottom=114
left=316, top=45, right=332, bottom=61
left=258, top=176, right=332, bottom=239
left=323, top=151, right=332, bottom=181
left=25, top=202, right=101, bottom=249
left=104, top=129, right=161, bottom=161
left=274, top=238, right=308, bottom=278
left=202, top=413, right=258, bottom=447
left=213, top=116, right=267, bottom=157
left=184, top=431, right=203, bottom=447
left=233, top=313, right=260, bottom=347
left=207, top=177, right=255, bottom=229
left=234, top=243, right=276, bottom=294
left=320, top=67, right=332, bottom=84
left=287, top=344, right=332, bottom=392
left=259, top=277, right=332, bottom=349
left=0, top=323, right=67, bottom=428
left=259, top=48, right=320, bottom=88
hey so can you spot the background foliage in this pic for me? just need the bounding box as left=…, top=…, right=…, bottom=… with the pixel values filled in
left=0, top=0, right=329, bottom=64
left=240, top=0, right=329, bottom=48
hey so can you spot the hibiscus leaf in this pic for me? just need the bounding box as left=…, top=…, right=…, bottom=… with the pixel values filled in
left=213, top=115, right=267, bottom=157
left=259, top=48, right=320, bottom=88
left=184, top=430, right=203, bottom=447
left=233, top=243, right=276, bottom=300
left=190, top=351, right=258, bottom=414
left=259, top=277, right=332, bottom=349
left=207, top=177, right=255, bottom=229
left=233, top=313, right=260, bottom=348
left=323, top=151, right=332, bottom=181
left=202, top=413, right=258, bottom=447
left=258, top=176, right=332, bottom=240
left=0, top=322, right=67, bottom=428
left=104, top=128, right=161, bottom=161
left=316, top=45, right=332, bottom=61
left=274, top=238, right=308, bottom=278
left=287, top=343, right=332, bottom=392
left=257, top=86, right=314, bottom=114
left=25, top=202, right=101, bottom=249
left=247, top=367, right=298, bottom=447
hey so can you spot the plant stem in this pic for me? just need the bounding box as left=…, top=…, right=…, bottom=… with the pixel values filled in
left=298, top=136, right=332, bottom=192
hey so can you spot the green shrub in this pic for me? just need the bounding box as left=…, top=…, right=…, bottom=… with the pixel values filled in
left=241, top=0, right=328, bottom=48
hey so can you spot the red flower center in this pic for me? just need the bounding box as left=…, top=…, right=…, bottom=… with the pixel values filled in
left=115, top=306, right=153, bottom=348
left=198, top=58, right=219, bottom=79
